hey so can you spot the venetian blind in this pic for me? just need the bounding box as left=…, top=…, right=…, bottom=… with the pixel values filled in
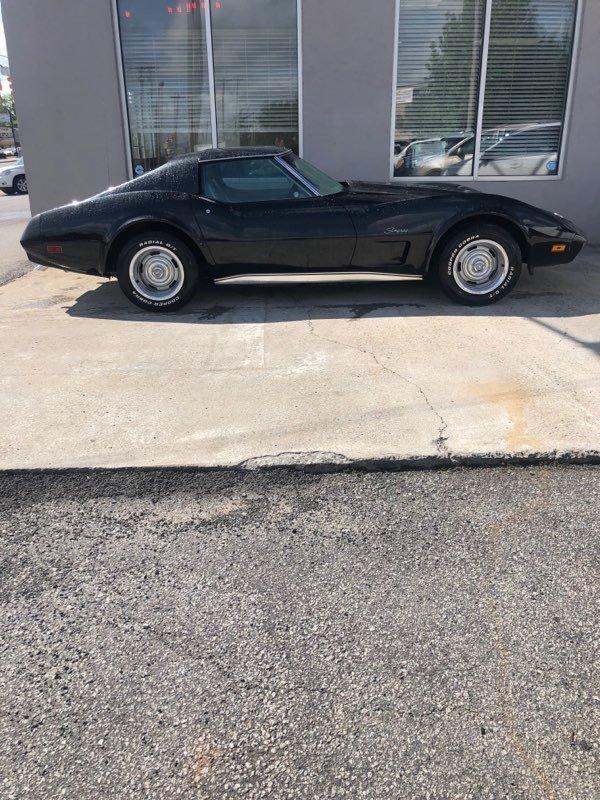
left=121, top=30, right=212, bottom=137
left=395, top=0, right=486, bottom=142
left=483, top=0, right=577, bottom=130
left=212, top=29, right=298, bottom=138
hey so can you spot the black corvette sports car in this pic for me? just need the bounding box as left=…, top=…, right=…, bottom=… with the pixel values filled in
left=21, top=147, right=586, bottom=311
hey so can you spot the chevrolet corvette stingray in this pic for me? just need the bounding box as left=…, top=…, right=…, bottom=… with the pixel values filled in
left=21, top=147, right=586, bottom=311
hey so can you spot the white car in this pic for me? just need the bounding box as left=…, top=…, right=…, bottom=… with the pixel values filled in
left=0, top=157, right=28, bottom=195
left=0, top=146, right=20, bottom=159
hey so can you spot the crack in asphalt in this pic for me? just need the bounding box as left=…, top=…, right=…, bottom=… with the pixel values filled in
left=306, top=311, right=449, bottom=456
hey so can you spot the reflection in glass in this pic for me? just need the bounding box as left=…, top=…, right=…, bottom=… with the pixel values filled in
left=117, top=0, right=299, bottom=173
left=117, top=0, right=213, bottom=175
left=478, top=0, right=577, bottom=176
left=394, top=0, right=485, bottom=177
left=211, top=0, right=299, bottom=151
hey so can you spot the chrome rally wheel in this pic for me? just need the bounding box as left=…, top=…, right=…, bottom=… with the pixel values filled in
left=116, top=232, right=200, bottom=312
left=452, top=239, right=510, bottom=295
left=436, top=224, right=522, bottom=306
left=128, top=245, right=185, bottom=302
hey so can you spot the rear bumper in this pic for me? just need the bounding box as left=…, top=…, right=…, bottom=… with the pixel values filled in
left=21, top=214, right=103, bottom=274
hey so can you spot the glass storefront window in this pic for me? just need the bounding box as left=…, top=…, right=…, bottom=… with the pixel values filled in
left=211, top=0, right=299, bottom=151
left=478, top=0, right=577, bottom=178
left=117, top=0, right=213, bottom=175
left=116, top=0, right=299, bottom=175
left=394, top=0, right=486, bottom=178
left=394, top=0, right=578, bottom=180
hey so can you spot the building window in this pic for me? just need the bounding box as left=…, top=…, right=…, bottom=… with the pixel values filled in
left=116, top=0, right=299, bottom=176
left=393, top=0, right=579, bottom=180
left=116, top=1, right=213, bottom=174
left=211, top=0, right=299, bottom=152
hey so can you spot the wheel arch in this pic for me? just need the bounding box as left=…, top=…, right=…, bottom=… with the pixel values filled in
left=425, top=213, right=530, bottom=273
left=103, top=218, right=210, bottom=277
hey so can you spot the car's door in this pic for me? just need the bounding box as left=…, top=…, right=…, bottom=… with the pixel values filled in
left=192, top=157, right=356, bottom=279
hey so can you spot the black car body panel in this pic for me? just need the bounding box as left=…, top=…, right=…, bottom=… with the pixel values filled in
left=191, top=193, right=357, bottom=276
left=21, top=147, right=587, bottom=282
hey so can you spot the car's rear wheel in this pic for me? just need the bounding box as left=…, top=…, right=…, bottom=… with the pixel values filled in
left=115, top=232, right=200, bottom=312
left=435, top=224, right=522, bottom=305
left=13, top=175, right=28, bottom=194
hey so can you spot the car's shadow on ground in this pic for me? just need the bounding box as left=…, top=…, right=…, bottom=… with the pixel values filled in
left=66, top=257, right=600, bottom=356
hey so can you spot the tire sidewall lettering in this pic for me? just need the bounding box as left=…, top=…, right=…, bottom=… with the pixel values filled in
left=128, top=238, right=186, bottom=307
left=116, top=233, right=200, bottom=311
left=443, top=231, right=518, bottom=303
left=131, top=289, right=182, bottom=308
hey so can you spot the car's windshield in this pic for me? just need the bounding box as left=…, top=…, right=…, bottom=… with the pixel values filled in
left=283, top=153, right=343, bottom=196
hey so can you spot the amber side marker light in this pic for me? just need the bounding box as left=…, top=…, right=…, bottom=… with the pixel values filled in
left=551, top=244, right=567, bottom=254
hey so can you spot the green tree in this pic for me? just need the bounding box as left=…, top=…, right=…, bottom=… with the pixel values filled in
left=483, top=0, right=573, bottom=129
left=402, top=0, right=483, bottom=138
left=0, top=92, right=18, bottom=126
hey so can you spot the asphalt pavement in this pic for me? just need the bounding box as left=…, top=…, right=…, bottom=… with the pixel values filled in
left=1, top=465, right=598, bottom=799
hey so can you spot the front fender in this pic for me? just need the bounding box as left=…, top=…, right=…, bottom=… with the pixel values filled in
left=423, top=207, right=531, bottom=272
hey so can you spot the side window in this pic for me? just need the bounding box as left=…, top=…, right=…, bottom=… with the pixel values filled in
left=201, top=158, right=312, bottom=203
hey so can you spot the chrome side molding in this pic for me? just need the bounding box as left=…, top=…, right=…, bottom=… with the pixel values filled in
left=214, top=272, right=424, bottom=285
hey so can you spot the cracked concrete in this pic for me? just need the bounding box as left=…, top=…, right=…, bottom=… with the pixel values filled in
left=306, top=307, right=450, bottom=456
left=0, top=249, right=599, bottom=469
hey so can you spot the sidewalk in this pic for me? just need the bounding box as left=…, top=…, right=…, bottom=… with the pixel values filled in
left=0, top=250, right=598, bottom=469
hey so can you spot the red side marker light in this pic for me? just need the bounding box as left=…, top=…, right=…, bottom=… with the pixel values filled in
left=47, top=245, right=63, bottom=254
left=551, top=244, right=567, bottom=254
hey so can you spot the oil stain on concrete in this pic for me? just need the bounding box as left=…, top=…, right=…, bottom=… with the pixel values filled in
left=473, top=381, right=543, bottom=451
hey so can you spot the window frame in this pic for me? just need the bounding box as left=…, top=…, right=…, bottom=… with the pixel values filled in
left=112, top=0, right=304, bottom=180
left=389, top=0, right=583, bottom=183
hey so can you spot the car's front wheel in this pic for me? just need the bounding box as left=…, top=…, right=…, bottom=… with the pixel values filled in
left=435, top=224, right=522, bottom=305
left=13, top=175, right=28, bottom=195
left=115, top=232, right=200, bottom=312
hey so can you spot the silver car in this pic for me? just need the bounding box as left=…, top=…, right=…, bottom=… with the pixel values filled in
left=0, top=157, right=28, bottom=195
left=444, top=123, right=561, bottom=177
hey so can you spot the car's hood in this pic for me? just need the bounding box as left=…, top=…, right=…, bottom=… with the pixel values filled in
left=341, top=180, right=479, bottom=202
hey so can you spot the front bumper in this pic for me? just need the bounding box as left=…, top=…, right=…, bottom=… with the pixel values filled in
left=528, top=221, right=587, bottom=268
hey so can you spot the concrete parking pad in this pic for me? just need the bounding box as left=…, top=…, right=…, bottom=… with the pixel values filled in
left=0, top=252, right=599, bottom=469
